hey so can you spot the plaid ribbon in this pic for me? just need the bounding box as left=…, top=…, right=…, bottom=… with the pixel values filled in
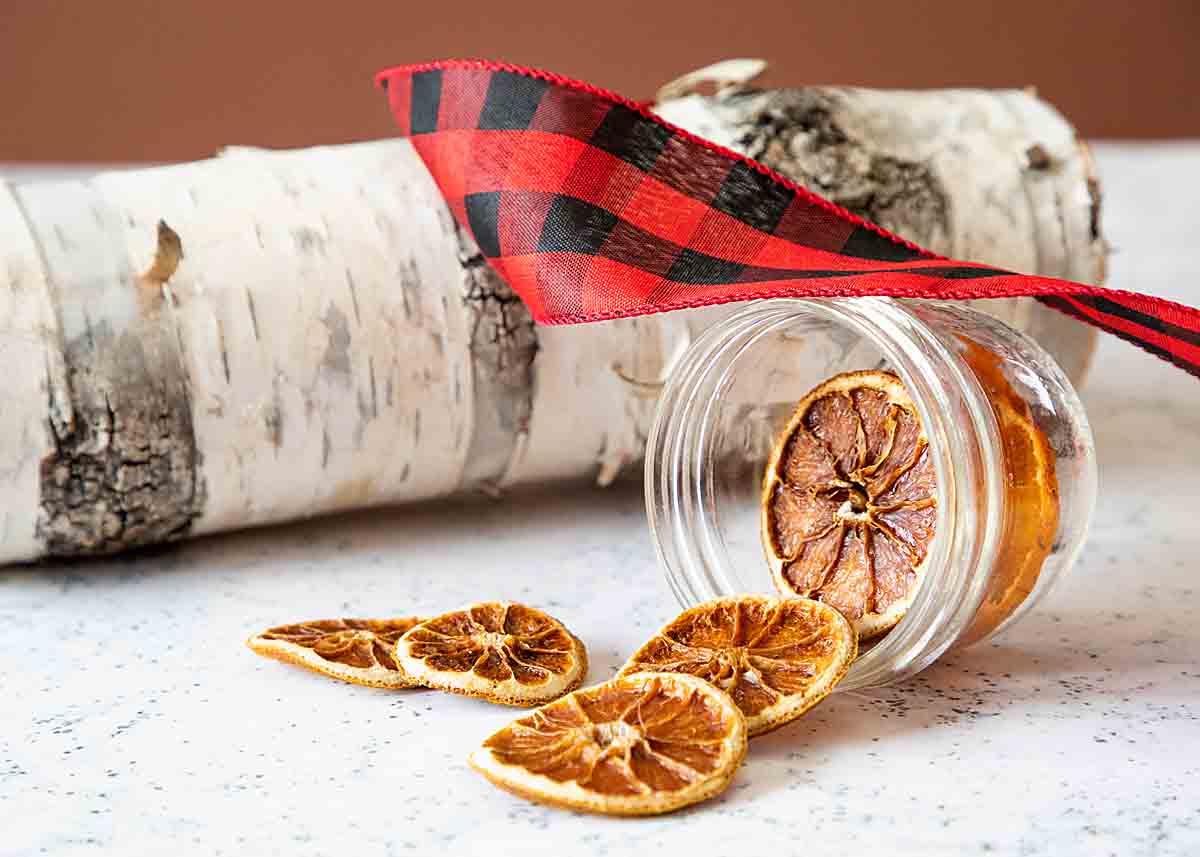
left=376, top=59, right=1200, bottom=379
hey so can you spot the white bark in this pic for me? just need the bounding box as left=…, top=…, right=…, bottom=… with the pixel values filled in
left=0, top=76, right=1104, bottom=562
left=0, top=141, right=685, bottom=561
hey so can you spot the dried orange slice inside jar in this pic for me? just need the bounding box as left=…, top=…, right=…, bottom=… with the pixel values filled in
left=762, top=370, right=935, bottom=639
left=763, top=358, right=1062, bottom=644
left=956, top=338, right=1062, bottom=645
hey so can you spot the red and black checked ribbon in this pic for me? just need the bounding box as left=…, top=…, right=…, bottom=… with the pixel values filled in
left=376, top=59, right=1200, bottom=379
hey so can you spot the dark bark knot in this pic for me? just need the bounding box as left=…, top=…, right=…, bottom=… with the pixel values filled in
left=37, top=223, right=204, bottom=556
left=735, top=90, right=950, bottom=249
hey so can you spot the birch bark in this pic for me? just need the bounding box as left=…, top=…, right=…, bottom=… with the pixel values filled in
left=0, top=77, right=1103, bottom=561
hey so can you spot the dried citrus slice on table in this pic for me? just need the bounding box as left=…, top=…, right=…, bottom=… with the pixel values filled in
left=397, top=602, right=587, bottom=705
left=762, top=370, right=936, bottom=639
left=247, top=617, right=424, bottom=688
left=619, top=596, right=855, bottom=736
left=470, top=673, right=747, bottom=816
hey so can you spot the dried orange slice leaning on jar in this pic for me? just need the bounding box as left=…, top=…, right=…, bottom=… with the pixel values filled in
left=618, top=596, right=855, bottom=736
left=396, top=602, right=587, bottom=705
left=762, top=370, right=936, bottom=640
left=247, top=617, right=425, bottom=688
left=469, top=673, right=747, bottom=816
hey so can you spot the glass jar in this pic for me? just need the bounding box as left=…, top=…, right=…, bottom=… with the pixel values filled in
left=645, top=298, right=1096, bottom=690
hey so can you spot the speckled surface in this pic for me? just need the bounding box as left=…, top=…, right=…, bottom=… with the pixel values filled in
left=3, top=145, right=1198, bottom=857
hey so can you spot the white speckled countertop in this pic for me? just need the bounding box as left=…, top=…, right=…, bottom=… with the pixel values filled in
left=2, top=145, right=1198, bottom=857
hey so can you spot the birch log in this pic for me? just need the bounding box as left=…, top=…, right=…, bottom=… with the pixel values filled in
left=0, top=75, right=1105, bottom=563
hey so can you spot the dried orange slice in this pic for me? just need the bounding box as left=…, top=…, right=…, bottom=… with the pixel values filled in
left=958, top=338, right=1060, bottom=645
left=469, top=673, right=747, bottom=816
left=396, top=602, right=587, bottom=706
left=618, top=596, right=856, bottom=736
left=762, top=370, right=936, bottom=639
left=247, top=617, right=423, bottom=688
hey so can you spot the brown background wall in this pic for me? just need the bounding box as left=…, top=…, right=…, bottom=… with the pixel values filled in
left=1, top=0, right=1196, bottom=162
